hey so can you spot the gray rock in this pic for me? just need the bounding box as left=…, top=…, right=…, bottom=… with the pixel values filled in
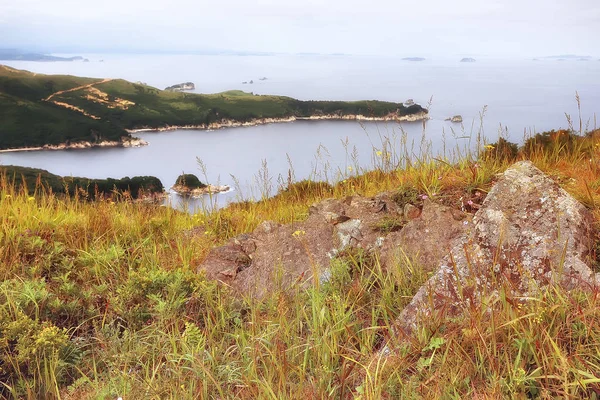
left=395, top=161, right=597, bottom=334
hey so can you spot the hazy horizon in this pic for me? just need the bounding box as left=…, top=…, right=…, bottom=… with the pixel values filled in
left=2, top=0, right=599, bottom=58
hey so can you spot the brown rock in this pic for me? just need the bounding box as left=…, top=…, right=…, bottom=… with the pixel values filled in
left=403, top=203, right=421, bottom=220
left=395, top=161, right=597, bottom=334
left=199, top=214, right=335, bottom=299
left=198, top=192, right=407, bottom=298
left=381, top=200, right=472, bottom=272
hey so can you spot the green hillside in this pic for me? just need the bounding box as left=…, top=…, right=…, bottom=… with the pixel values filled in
left=0, top=65, right=426, bottom=150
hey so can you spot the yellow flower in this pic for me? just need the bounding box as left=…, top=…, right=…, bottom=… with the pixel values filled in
left=28, top=197, right=35, bottom=202
left=292, top=230, right=306, bottom=238
left=347, top=166, right=353, bottom=172
left=376, top=150, right=383, bottom=157
left=4, top=194, right=11, bottom=199
left=485, top=145, right=495, bottom=150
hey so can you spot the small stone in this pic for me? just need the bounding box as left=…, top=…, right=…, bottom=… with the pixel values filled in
left=403, top=203, right=421, bottom=220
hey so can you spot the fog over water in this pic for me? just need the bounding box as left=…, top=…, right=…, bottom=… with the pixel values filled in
left=1, top=54, right=599, bottom=210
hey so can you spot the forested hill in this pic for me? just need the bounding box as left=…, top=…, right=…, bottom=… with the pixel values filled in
left=0, top=65, right=427, bottom=150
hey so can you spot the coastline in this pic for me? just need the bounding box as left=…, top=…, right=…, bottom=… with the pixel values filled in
left=0, top=138, right=148, bottom=154
left=127, top=111, right=429, bottom=133
left=0, top=111, right=428, bottom=153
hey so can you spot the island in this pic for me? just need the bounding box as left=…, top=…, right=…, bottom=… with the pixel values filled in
left=164, top=82, right=195, bottom=92
left=0, top=65, right=428, bottom=151
left=402, top=57, right=426, bottom=62
left=460, top=58, right=476, bottom=63
left=0, top=49, right=85, bottom=62
left=543, top=54, right=592, bottom=60
left=171, top=174, right=229, bottom=197
left=0, top=165, right=165, bottom=200
left=445, top=115, right=463, bottom=123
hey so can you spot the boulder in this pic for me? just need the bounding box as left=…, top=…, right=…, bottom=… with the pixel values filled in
left=198, top=192, right=410, bottom=298
left=199, top=216, right=335, bottom=299
left=395, top=161, right=597, bottom=334
left=381, top=200, right=471, bottom=273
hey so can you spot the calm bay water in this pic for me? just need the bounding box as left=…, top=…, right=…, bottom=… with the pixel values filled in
left=1, top=54, right=599, bottom=210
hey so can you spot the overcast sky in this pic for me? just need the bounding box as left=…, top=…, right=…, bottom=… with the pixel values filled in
left=1, top=0, right=599, bottom=56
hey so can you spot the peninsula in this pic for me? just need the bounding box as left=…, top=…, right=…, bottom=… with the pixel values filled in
left=0, top=65, right=428, bottom=151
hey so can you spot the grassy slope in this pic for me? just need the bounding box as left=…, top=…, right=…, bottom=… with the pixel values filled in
left=0, top=66, right=128, bottom=148
left=1, top=129, right=600, bottom=399
left=0, top=66, right=425, bottom=149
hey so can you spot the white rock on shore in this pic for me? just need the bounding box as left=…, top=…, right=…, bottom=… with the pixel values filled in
left=171, top=184, right=231, bottom=198
left=127, top=111, right=430, bottom=134
left=0, top=137, right=148, bottom=153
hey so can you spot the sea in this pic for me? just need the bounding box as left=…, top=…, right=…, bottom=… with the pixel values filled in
left=1, top=54, right=599, bottom=211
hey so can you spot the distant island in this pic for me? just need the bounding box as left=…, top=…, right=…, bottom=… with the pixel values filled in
left=164, top=82, right=195, bottom=92
left=0, top=65, right=428, bottom=151
left=0, top=49, right=85, bottom=62
left=460, top=58, right=476, bottom=63
left=402, top=57, right=426, bottom=62
left=542, top=54, right=593, bottom=60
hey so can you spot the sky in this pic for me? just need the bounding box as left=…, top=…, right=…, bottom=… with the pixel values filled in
left=1, top=0, right=599, bottom=57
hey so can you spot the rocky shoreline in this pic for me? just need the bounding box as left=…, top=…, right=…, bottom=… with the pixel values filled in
left=171, top=184, right=231, bottom=197
left=0, top=138, right=148, bottom=153
left=0, top=112, right=428, bottom=153
left=127, top=111, right=429, bottom=133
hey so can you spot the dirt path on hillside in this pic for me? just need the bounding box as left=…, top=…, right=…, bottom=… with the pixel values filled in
left=44, top=78, right=113, bottom=101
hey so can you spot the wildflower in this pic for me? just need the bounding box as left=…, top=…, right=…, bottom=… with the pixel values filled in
left=292, top=230, right=306, bottom=238
left=347, top=166, right=353, bottom=172
left=204, top=231, right=210, bottom=235
left=485, top=144, right=495, bottom=150
left=28, top=197, right=35, bottom=202
left=467, top=200, right=474, bottom=206
left=376, top=150, right=383, bottom=157
left=419, top=194, right=428, bottom=200
left=4, top=194, right=11, bottom=199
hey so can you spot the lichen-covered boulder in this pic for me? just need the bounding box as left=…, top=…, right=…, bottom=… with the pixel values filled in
left=381, top=200, right=472, bottom=273
left=396, top=161, right=597, bottom=334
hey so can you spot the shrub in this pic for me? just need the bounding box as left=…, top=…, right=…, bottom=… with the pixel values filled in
left=481, top=137, right=519, bottom=162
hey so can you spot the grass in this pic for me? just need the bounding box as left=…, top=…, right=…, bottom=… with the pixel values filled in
left=1, top=115, right=600, bottom=398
